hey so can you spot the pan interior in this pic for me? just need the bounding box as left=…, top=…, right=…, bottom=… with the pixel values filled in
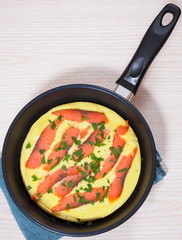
left=2, top=84, right=156, bottom=236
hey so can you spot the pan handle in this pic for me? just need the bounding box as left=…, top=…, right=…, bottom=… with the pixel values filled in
left=115, top=4, right=181, bottom=96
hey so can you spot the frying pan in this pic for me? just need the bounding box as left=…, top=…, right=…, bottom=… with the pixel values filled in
left=2, top=4, right=181, bottom=237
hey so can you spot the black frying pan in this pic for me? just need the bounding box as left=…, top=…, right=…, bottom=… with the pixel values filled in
left=2, top=4, right=181, bottom=237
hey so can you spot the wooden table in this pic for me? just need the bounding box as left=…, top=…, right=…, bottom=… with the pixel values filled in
left=0, top=1, right=182, bottom=239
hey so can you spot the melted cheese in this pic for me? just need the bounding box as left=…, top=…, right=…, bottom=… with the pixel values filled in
left=20, top=102, right=141, bottom=222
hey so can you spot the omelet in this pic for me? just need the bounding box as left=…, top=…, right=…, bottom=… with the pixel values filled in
left=20, top=102, right=141, bottom=222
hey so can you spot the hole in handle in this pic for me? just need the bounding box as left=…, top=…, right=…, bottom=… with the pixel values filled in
left=161, top=12, right=174, bottom=26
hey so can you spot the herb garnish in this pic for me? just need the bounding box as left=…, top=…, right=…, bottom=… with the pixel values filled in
left=27, top=185, right=32, bottom=190
left=91, top=123, right=98, bottom=130
left=39, top=149, right=45, bottom=154
left=47, top=188, right=53, bottom=194
left=72, top=137, right=81, bottom=146
left=51, top=121, right=56, bottom=130
left=32, top=175, right=40, bottom=181
left=118, top=168, right=128, bottom=172
left=26, top=142, right=31, bottom=149
left=57, top=115, right=62, bottom=121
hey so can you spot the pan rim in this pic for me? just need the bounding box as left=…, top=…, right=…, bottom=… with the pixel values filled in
left=2, top=83, right=156, bottom=236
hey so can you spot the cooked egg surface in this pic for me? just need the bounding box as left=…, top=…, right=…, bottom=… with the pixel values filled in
left=20, top=102, right=141, bottom=222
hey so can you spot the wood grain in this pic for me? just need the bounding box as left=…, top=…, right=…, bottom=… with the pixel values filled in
left=0, top=0, right=182, bottom=239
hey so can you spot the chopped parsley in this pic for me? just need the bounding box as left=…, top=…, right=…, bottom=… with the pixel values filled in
left=67, top=180, right=74, bottom=188
left=51, top=121, right=56, bottom=130
left=26, top=142, right=31, bottom=149
left=95, top=192, right=100, bottom=200
left=47, top=188, right=53, bottom=194
left=61, top=165, right=68, bottom=171
left=73, top=195, right=77, bottom=203
left=72, top=137, right=81, bottom=146
left=99, top=124, right=105, bottom=132
left=66, top=203, right=70, bottom=209
left=27, top=185, right=32, bottom=190
left=57, top=115, right=62, bottom=121
left=39, top=149, right=45, bottom=154
left=50, top=157, right=60, bottom=170
left=47, top=159, right=53, bottom=164
left=118, top=167, right=128, bottom=172
left=73, top=149, right=84, bottom=161
left=83, top=183, right=92, bottom=192
left=55, top=141, right=69, bottom=151
left=41, top=156, right=46, bottom=165
left=36, top=193, right=41, bottom=200
left=63, top=153, right=71, bottom=162
left=91, top=123, right=98, bottom=130
left=32, top=175, right=40, bottom=181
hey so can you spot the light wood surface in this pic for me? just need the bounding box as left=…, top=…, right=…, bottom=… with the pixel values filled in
left=0, top=1, right=182, bottom=239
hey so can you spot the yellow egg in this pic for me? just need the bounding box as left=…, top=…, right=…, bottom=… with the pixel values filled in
left=20, top=102, right=141, bottom=222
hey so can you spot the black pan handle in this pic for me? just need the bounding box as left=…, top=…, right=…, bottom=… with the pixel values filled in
left=116, top=4, right=181, bottom=95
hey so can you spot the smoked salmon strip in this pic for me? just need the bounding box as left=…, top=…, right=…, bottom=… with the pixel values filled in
left=52, top=109, right=108, bottom=124
left=32, top=165, right=82, bottom=200
left=96, top=131, right=126, bottom=179
left=43, top=126, right=79, bottom=171
left=54, top=173, right=82, bottom=198
left=26, top=119, right=61, bottom=169
left=116, top=121, right=129, bottom=135
left=107, top=147, right=137, bottom=202
left=73, top=128, right=109, bottom=162
left=52, top=187, right=106, bottom=212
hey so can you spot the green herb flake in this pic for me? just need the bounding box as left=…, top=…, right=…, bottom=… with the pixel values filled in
left=61, top=182, right=66, bottom=187
left=81, top=171, right=87, bottom=177
left=91, top=200, right=95, bottom=205
left=96, top=192, right=100, bottom=200
left=50, top=157, right=60, bottom=170
left=73, top=149, right=84, bottom=161
left=67, top=180, right=74, bottom=188
left=98, top=121, right=105, bottom=125
left=32, top=175, right=40, bottom=181
left=51, top=121, right=56, bottom=130
left=72, top=136, right=81, bottom=146
left=73, top=195, right=77, bottom=203
left=26, top=142, right=31, bottom=149
left=66, top=203, right=70, bottom=209
left=89, top=141, right=94, bottom=146
left=99, top=124, right=105, bottom=132
left=75, top=189, right=80, bottom=193
left=90, top=161, right=100, bottom=175
left=41, top=156, right=46, bottom=165
left=61, top=165, right=68, bottom=171
left=118, top=167, right=128, bottom=172
left=47, top=159, right=53, bottom=164
left=47, top=188, right=53, bottom=194
left=36, top=193, right=41, bottom=200
left=83, top=183, right=92, bottom=192
left=27, top=185, right=32, bottom=190
left=39, top=149, right=45, bottom=154
left=91, top=123, right=98, bottom=130
left=63, top=153, right=70, bottom=162
left=57, top=115, right=62, bottom=121
left=109, top=159, right=114, bottom=163
left=102, top=172, right=107, bottom=177
left=112, top=148, right=120, bottom=157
